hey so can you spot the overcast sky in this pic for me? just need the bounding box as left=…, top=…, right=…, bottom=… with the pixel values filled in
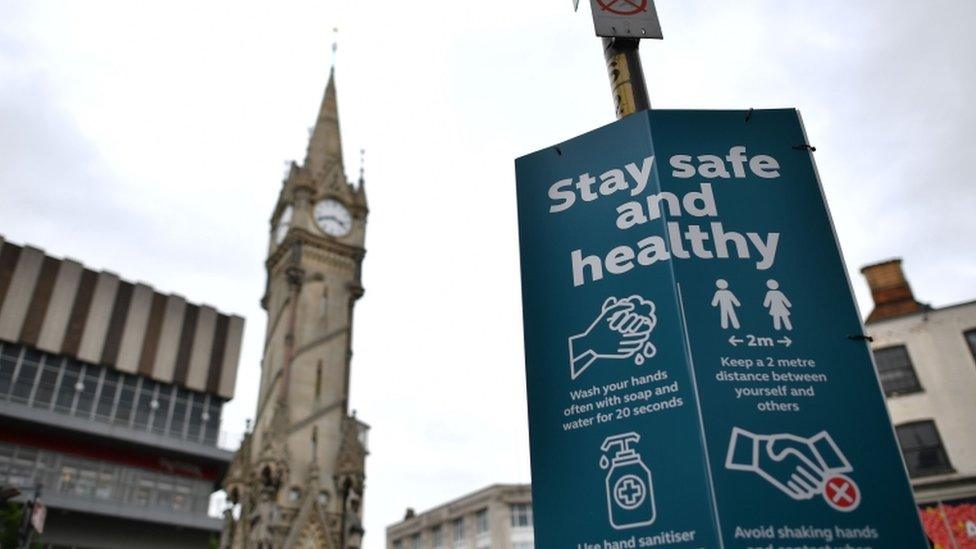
left=2, top=1, right=975, bottom=546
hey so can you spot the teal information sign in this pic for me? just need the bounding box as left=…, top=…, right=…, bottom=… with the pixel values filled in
left=515, top=109, right=927, bottom=548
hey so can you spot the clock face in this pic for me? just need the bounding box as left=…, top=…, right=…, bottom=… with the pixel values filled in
left=314, top=199, right=352, bottom=237
left=274, top=205, right=293, bottom=245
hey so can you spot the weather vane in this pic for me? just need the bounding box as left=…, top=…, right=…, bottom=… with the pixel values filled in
left=331, top=27, right=339, bottom=66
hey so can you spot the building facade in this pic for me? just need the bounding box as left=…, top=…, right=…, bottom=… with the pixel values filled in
left=861, top=259, right=976, bottom=545
left=0, top=236, right=245, bottom=548
left=220, top=67, right=370, bottom=548
left=386, top=485, right=534, bottom=549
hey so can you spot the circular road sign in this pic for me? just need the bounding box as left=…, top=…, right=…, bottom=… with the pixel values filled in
left=596, top=0, right=649, bottom=16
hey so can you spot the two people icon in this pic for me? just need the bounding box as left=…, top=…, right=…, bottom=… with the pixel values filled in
left=711, top=279, right=792, bottom=331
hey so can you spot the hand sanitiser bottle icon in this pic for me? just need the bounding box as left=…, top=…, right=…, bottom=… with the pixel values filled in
left=599, top=432, right=656, bottom=530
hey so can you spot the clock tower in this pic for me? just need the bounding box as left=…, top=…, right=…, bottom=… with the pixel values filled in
left=221, top=67, right=369, bottom=549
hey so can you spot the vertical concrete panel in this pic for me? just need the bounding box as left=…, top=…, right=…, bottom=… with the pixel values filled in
left=36, top=259, right=83, bottom=353
left=98, top=281, right=133, bottom=366
left=77, top=272, right=120, bottom=364
left=205, top=315, right=230, bottom=394
left=186, top=305, right=217, bottom=391
left=173, top=304, right=199, bottom=386
left=114, top=283, right=154, bottom=373
left=61, top=269, right=98, bottom=357
left=18, top=255, right=62, bottom=345
left=0, top=246, right=44, bottom=341
left=152, top=295, right=187, bottom=384
left=218, top=315, right=245, bottom=399
left=137, top=292, right=168, bottom=376
left=0, top=243, right=23, bottom=313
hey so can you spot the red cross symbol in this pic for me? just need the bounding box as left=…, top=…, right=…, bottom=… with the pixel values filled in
left=823, top=474, right=860, bottom=512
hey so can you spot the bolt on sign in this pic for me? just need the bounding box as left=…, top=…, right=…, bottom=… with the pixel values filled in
left=514, top=110, right=928, bottom=548
left=589, top=0, right=663, bottom=39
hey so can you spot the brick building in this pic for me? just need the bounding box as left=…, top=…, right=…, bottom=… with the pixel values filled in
left=861, top=259, right=976, bottom=545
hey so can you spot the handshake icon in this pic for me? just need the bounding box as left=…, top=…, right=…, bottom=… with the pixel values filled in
left=725, top=427, right=853, bottom=502
left=569, top=295, right=658, bottom=380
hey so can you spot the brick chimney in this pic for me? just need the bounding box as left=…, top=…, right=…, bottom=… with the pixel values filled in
left=861, top=259, right=926, bottom=323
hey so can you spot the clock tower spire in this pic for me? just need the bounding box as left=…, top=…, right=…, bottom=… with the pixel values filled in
left=222, top=63, right=369, bottom=549
left=305, top=68, right=344, bottom=179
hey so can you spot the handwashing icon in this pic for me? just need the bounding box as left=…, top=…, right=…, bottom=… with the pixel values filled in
left=569, top=295, right=657, bottom=380
left=600, top=432, right=656, bottom=530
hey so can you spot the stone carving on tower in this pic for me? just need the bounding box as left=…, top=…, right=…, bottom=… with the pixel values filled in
left=221, top=66, right=369, bottom=549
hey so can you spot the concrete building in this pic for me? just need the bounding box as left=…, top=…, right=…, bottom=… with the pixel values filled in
left=386, top=485, right=534, bottom=549
left=0, top=235, right=245, bottom=548
left=219, top=66, right=370, bottom=548
left=861, top=259, right=976, bottom=545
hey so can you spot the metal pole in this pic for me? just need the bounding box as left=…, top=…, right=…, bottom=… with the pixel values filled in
left=602, top=37, right=650, bottom=119
left=17, top=499, right=31, bottom=549
left=17, top=484, right=39, bottom=549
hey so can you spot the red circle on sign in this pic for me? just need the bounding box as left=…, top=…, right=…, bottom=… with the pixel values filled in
left=596, top=0, right=649, bottom=16
left=823, top=475, right=860, bottom=512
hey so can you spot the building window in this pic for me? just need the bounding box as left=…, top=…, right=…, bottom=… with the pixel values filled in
left=0, top=343, right=19, bottom=397
left=0, top=444, right=12, bottom=480
left=187, top=392, right=205, bottom=440
left=54, top=358, right=80, bottom=412
left=133, top=478, right=154, bottom=506
left=315, top=360, right=323, bottom=399
left=151, top=385, right=172, bottom=435
left=10, top=348, right=41, bottom=403
left=475, top=508, right=489, bottom=534
left=411, top=534, right=422, bottom=549
left=32, top=355, right=60, bottom=408
left=965, top=329, right=976, bottom=364
left=452, top=518, right=464, bottom=544
left=896, top=421, right=953, bottom=478
left=873, top=345, right=922, bottom=396
left=393, top=540, right=402, bottom=549
left=76, top=364, right=99, bottom=416
left=510, top=503, right=533, bottom=528
left=170, top=387, right=190, bottom=437
left=114, top=375, right=138, bottom=426
left=58, top=465, right=78, bottom=494
left=95, top=471, right=114, bottom=500
left=75, top=468, right=97, bottom=497
left=204, top=397, right=221, bottom=444
left=173, top=483, right=192, bottom=511
left=133, top=377, right=155, bottom=429
left=96, top=370, right=120, bottom=420
left=431, top=525, right=443, bottom=548
left=155, top=480, right=175, bottom=508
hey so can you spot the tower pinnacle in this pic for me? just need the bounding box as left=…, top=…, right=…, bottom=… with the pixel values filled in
left=304, top=68, right=344, bottom=178
left=358, top=149, right=365, bottom=183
